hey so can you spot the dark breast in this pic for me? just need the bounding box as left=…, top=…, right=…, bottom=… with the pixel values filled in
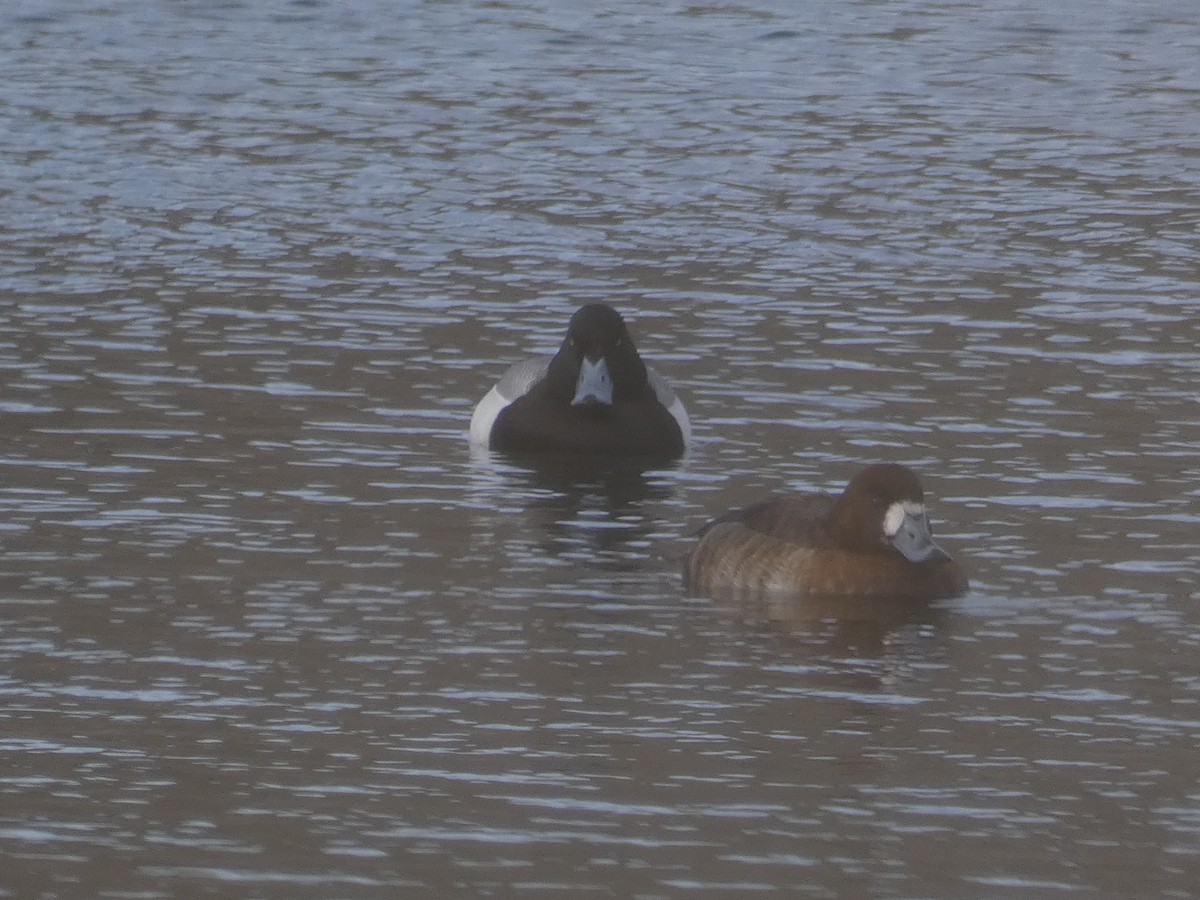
left=493, top=384, right=684, bottom=456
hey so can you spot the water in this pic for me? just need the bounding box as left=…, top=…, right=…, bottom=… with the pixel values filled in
left=2, top=1, right=1199, bottom=896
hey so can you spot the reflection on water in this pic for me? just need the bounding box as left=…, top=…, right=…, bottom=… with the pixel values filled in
left=468, top=451, right=683, bottom=567
left=2, top=0, right=1200, bottom=896
left=723, top=588, right=947, bottom=659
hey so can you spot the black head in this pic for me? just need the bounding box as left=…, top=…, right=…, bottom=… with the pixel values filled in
left=545, top=303, right=649, bottom=405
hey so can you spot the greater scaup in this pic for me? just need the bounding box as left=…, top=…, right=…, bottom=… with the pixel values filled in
left=470, top=303, right=690, bottom=457
left=685, top=463, right=968, bottom=600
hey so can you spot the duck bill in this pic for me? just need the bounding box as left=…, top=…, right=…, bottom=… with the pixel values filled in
left=887, top=504, right=950, bottom=564
left=572, top=357, right=613, bottom=407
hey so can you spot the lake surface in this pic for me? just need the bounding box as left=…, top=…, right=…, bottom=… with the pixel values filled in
left=2, top=0, right=1199, bottom=896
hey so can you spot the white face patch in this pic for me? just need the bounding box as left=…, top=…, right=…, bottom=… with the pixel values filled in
left=883, top=500, right=926, bottom=537
left=572, top=357, right=613, bottom=406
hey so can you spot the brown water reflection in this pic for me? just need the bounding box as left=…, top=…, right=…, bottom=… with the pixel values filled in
left=3, top=0, right=1200, bottom=897
left=719, top=588, right=947, bottom=658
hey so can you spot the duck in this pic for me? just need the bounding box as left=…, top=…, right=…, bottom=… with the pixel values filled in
left=470, top=303, right=690, bottom=458
left=685, top=463, right=968, bottom=601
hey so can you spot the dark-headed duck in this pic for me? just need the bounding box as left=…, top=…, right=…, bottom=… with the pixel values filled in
left=686, top=463, right=968, bottom=601
left=470, top=303, right=690, bottom=458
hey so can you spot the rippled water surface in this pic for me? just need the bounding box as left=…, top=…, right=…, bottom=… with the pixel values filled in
left=2, top=1, right=1199, bottom=897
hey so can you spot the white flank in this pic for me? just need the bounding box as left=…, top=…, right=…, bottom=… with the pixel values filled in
left=469, top=384, right=509, bottom=448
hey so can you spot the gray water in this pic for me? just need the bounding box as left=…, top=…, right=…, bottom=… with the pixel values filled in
left=2, top=1, right=1199, bottom=897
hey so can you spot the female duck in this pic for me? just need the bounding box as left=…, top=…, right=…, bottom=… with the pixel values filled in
left=686, top=463, right=968, bottom=601
left=470, top=303, right=690, bottom=458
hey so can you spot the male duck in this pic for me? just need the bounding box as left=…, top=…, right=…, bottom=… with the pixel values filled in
left=686, top=463, right=968, bottom=600
left=470, top=303, right=690, bottom=458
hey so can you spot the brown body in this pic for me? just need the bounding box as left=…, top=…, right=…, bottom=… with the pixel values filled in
left=685, top=465, right=969, bottom=602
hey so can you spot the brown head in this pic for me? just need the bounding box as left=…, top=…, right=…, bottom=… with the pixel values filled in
left=828, top=463, right=950, bottom=563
